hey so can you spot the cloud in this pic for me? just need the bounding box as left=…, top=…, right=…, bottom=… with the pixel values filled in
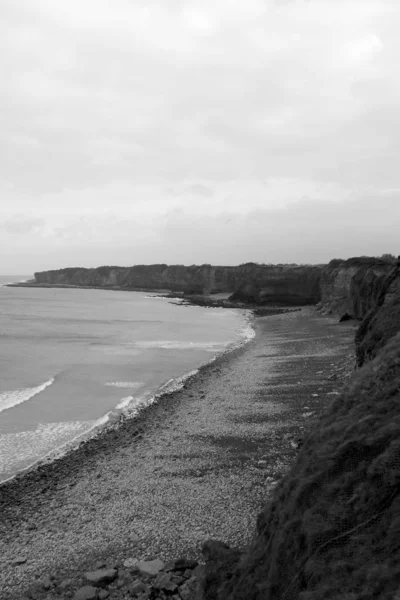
left=0, top=0, right=398, bottom=270
left=2, top=215, right=45, bottom=235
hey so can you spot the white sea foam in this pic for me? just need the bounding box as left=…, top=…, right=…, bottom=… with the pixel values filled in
left=0, top=378, right=55, bottom=415
left=134, top=340, right=229, bottom=351
left=118, top=369, right=199, bottom=418
left=115, top=395, right=134, bottom=409
left=105, top=381, right=143, bottom=389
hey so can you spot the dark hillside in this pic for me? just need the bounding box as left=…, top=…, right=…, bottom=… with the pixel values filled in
left=356, top=267, right=400, bottom=366
left=203, top=333, right=400, bottom=600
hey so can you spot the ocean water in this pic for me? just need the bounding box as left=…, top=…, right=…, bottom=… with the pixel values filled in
left=0, top=276, right=253, bottom=482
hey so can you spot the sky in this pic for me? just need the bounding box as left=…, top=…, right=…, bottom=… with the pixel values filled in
left=1, top=0, right=400, bottom=273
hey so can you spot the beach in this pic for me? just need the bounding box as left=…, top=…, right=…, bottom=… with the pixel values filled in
left=0, top=308, right=356, bottom=599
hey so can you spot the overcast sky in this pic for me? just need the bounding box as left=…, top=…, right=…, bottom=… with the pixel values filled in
left=1, top=0, right=400, bottom=273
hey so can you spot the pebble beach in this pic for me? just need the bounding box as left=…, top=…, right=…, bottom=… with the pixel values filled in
left=0, top=308, right=356, bottom=599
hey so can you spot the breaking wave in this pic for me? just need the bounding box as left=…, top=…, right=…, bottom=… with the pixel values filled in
left=0, top=378, right=55, bottom=415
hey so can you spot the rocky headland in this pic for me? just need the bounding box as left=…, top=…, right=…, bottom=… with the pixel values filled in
left=1, top=256, right=400, bottom=600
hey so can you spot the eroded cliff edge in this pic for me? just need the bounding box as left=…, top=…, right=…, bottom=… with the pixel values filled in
left=199, top=265, right=400, bottom=600
left=33, top=257, right=398, bottom=314
left=34, top=264, right=321, bottom=306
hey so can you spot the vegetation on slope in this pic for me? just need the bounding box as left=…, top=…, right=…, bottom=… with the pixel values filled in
left=201, top=268, right=400, bottom=600
left=356, top=268, right=400, bottom=366
left=205, top=334, right=400, bottom=600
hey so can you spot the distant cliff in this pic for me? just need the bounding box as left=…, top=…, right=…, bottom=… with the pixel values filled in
left=34, top=257, right=398, bottom=314
left=34, top=264, right=322, bottom=306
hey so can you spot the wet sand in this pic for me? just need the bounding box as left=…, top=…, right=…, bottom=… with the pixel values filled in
left=0, top=308, right=356, bottom=599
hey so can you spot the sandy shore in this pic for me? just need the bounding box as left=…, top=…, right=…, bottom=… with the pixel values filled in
left=0, top=308, right=356, bottom=599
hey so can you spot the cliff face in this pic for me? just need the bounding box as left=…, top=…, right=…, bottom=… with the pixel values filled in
left=34, top=264, right=321, bottom=306
left=34, top=258, right=397, bottom=313
left=319, top=257, right=394, bottom=318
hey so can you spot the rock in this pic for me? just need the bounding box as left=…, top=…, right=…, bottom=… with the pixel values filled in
left=98, top=591, right=109, bottom=600
left=153, top=573, right=178, bottom=592
left=12, top=556, right=27, bottom=565
left=59, top=578, right=73, bottom=591
left=179, top=577, right=198, bottom=600
left=128, top=580, right=148, bottom=596
left=339, top=312, right=353, bottom=322
left=73, top=586, right=98, bottom=600
left=26, top=583, right=44, bottom=599
left=136, top=559, right=165, bottom=576
left=124, top=557, right=139, bottom=569
left=163, top=558, right=198, bottom=572
left=182, top=569, right=193, bottom=579
left=41, top=576, right=53, bottom=590
left=85, top=569, right=117, bottom=587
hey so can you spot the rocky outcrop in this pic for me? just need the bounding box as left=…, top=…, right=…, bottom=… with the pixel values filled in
left=34, top=263, right=322, bottom=306
left=318, top=257, right=394, bottom=319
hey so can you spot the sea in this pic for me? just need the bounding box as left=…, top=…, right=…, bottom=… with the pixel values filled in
left=0, top=275, right=254, bottom=483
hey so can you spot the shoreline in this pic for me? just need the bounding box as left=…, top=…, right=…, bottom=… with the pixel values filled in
left=0, top=308, right=357, bottom=599
left=0, top=307, right=255, bottom=487
left=0, top=322, right=255, bottom=497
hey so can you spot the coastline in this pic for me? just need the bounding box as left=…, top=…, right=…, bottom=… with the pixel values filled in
left=0, top=305, right=254, bottom=487
left=0, top=308, right=356, bottom=599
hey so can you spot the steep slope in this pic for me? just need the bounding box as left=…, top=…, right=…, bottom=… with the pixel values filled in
left=200, top=267, right=400, bottom=600
left=201, top=334, right=400, bottom=600
left=319, top=257, right=394, bottom=318
left=355, top=267, right=400, bottom=366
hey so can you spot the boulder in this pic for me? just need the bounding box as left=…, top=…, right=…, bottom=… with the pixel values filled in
left=123, top=557, right=138, bottom=569
left=85, top=569, right=117, bottom=587
left=128, top=580, right=148, bottom=596
left=153, top=572, right=178, bottom=592
left=136, top=559, right=165, bottom=576
left=163, top=558, right=198, bottom=572
left=73, top=586, right=98, bottom=600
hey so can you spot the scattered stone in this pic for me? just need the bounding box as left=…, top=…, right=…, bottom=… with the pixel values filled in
left=41, top=576, right=53, bottom=590
left=136, top=559, right=165, bottom=576
left=182, top=569, right=193, bottom=579
left=128, top=580, right=148, bottom=596
left=179, top=577, right=198, bottom=600
left=59, top=578, right=73, bottom=591
left=265, top=476, right=277, bottom=485
left=124, top=557, right=139, bottom=569
left=73, top=586, right=98, bottom=600
left=154, top=573, right=178, bottom=592
left=85, top=569, right=117, bottom=587
left=12, top=556, right=27, bottom=565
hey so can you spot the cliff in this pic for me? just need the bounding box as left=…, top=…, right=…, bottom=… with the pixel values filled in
left=199, top=266, right=400, bottom=600
left=34, top=264, right=322, bottom=306
left=34, top=257, right=397, bottom=314
left=318, top=257, right=395, bottom=319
